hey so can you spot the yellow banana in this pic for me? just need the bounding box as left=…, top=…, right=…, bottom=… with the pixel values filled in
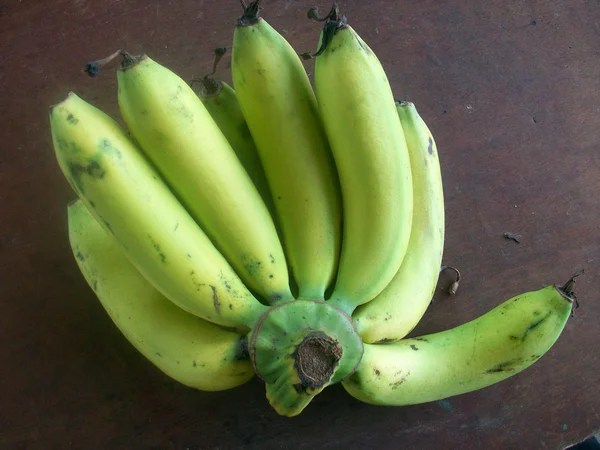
left=117, top=55, right=292, bottom=304
left=68, top=199, right=254, bottom=391
left=232, top=3, right=342, bottom=300
left=50, top=92, right=267, bottom=327
left=313, top=20, right=413, bottom=313
left=193, top=77, right=277, bottom=222
left=343, top=281, right=576, bottom=405
left=353, top=101, right=445, bottom=343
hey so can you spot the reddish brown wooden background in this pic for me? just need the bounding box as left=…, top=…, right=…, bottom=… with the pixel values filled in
left=1, top=0, right=599, bottom=448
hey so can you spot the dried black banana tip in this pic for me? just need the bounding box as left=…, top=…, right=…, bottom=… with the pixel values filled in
left=559, top=269, right=584, bottom=316
left=440, top=265, right=461, bottom=295
left=238, top=0, right=262, bottom=27
left=449, top=281, right=460, bottom=296
left=83, top=49, right=135, bottom=77
left=307, top=3, right=340, bottom=22
left=83, top=61, right=100, bottom=77
left=214, top=47, right=227, bottom=57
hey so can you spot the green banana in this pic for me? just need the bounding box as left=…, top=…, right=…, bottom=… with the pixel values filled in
left=117, top=55, right=292, bottom=304
left=313, top=20, right=413, bottom=313
left=343, top=281, right=576, bottom=405
left=68, top=199, right=254, bottom=391
left=50, top=92, right=267, bottom=328
left=232, top=2, right=342, bottom=300
left=353, top=101, right=445, bottom=343
left=193, top=77, right=276, bottom=221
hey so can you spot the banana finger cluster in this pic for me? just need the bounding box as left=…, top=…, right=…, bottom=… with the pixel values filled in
left=50, top=1, right=578, bottom=417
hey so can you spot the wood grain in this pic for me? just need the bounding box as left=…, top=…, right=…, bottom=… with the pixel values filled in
left=1, top=0, right=599, bottom=448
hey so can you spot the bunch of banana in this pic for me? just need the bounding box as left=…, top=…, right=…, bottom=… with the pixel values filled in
left=50, top=1, right=579, bottom=417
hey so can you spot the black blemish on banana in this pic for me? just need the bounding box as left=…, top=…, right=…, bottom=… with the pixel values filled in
left=486, top=358, right=522, bottom=374
left=147, top=235, right=166, bottom=263
left=521, top=311, right=552, bottom=341
left=389, top=370, right=410, bottom=389
left=428, top=137, right=434, bottom=155
left=100, top=218, right=113, bottom=234
left=243, top=253, right=263, bottom=275
left=66, top=114, right=79, bottom=125
left=211, top=285, right=221, bottom=314
left=373, top=338, right=395, bottom=344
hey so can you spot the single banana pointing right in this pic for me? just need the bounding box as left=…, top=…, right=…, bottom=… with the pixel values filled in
left=314, top=19, right=413, bottom=313
left=50, top=92, right=267, bottom=328
left=343, top=280, right=577, bottom=405
left=232, top=1, right=342, bottom=300
left=353, top=101, right=445, bottom=343
left=68, top=199, right=254, bottom=391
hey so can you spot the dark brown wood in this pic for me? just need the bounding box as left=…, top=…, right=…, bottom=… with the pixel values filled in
left=1, top=0, right=599, bottom=448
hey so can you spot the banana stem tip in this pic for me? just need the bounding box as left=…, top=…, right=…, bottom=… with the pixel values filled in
left=238, top=0, right=262, bottom=26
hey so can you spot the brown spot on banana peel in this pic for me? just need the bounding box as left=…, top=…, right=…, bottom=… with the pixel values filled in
left=428, top=137, right=434, bottom=155
left=485, top=358, right=522, bottom=374
left=373, top=338, right=395, bottom=344
left=410, top=345, right=419, bottom=351
left=521, top=311, right=552, bottom=341
left=211, top=285, right=221, bottom=314
left=66, top=114, right=79, bottom=125
left=389, top=370, right=411, bottom=389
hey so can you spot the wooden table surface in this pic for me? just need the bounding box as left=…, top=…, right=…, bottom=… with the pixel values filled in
left=1, top=0, right=599, bottom=448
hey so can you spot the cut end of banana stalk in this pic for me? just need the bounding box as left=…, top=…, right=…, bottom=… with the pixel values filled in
left=248, top=299, right=363, bottom=416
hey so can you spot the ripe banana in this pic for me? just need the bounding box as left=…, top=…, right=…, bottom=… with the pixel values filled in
left=232, top=2, right=342, bottom=300
left=117, top=55, right=292, bottom=304
left=50, top=92, right=267, bottom=327
left=194, top=77, right=276, bottom=221
left=353, top=101, right=445, bottom=343
left=343, top=282, right=576, bottom=405
left=313, top=21, right=413, bottom=313
left=68, top=199, right=254, bottom=391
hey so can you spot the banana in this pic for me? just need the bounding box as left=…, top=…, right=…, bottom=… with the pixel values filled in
left=232, top=2, right=342, bottom=300
left=117, top=55, right=292, bottom=304
left=50, top=92, right=267, bottom=328
left=343, top=281, right=577, bottom=405
left=353, top=101, right=445, bottom=343
left=193, top=76, right=277, bottom=222
left=313, top=20, right=413, bottom=313
left=68, top=199, right=254, bottom=391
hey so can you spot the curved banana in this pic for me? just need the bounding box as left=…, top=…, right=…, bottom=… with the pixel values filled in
left=343, top=281, right=576, bottom=405
left=232, top=3, right=342, bottom=300
left=117, top=55, right=292, bottom=304
left=353, top=101, right=445, bottom=343
left=68, top=200, right=254, bottom=391
left=193, top=77, right=277, bottom=221
left=314, top=21, right=413, bottom=313
left=50, top=92, right=267, bottom=328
